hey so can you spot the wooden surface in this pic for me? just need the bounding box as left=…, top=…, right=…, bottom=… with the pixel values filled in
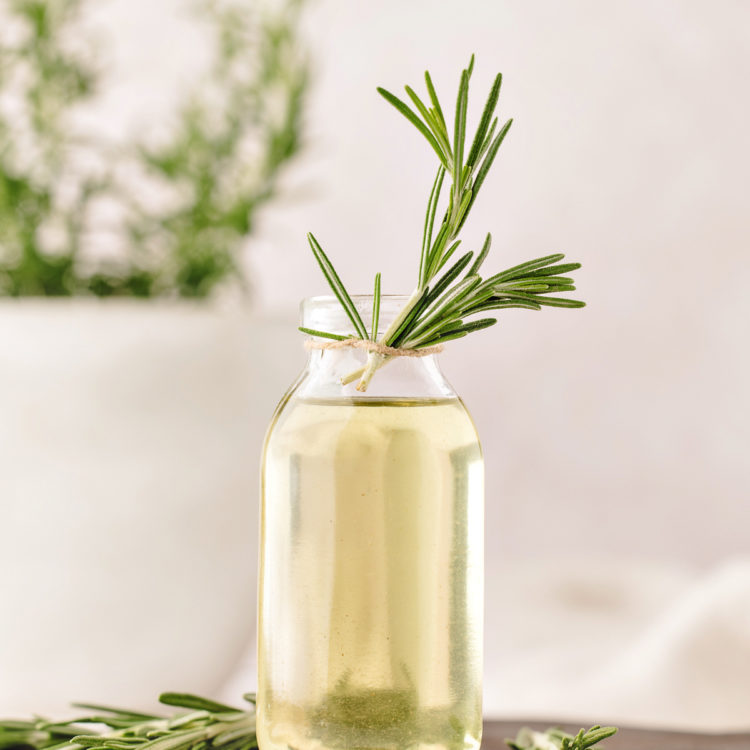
left=484, top=720, right=750, bottom=750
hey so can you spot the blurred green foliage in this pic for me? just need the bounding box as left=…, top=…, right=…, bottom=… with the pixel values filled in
left=0, top=0, right=308, bottom=297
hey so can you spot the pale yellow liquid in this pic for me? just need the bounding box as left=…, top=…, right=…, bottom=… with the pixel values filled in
left=258, top=398, right=484, bottom=750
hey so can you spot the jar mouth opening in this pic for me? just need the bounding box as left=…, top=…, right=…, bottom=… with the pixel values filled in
left=300, top=294, right=411, bottom=336
left=303, top=294, right=411, bottom=304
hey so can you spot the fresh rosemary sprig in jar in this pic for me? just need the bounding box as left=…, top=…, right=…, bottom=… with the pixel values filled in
left=300, top=56, right=585, bottom=391
left=0, top=694, right=257, bottom=750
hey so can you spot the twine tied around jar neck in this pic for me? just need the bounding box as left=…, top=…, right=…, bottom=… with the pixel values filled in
left=304, top=338, right=444, bottom=357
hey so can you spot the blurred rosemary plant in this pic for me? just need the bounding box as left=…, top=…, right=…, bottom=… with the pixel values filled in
left=0, top=0, right=307, bottom=297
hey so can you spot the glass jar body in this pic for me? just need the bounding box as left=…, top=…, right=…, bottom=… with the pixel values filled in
left=257, top=297, right=484, bottom=750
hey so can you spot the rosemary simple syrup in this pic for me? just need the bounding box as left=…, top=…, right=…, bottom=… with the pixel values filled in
left=258, top=397, right=484, bottom=750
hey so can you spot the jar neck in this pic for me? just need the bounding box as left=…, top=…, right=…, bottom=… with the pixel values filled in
left=300, top=293, right=415, bottom=339
left=297, top=295, right=456, bottom=401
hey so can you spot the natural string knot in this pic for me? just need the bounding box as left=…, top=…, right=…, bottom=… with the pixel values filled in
left=304, top=338, right=443, bottom=357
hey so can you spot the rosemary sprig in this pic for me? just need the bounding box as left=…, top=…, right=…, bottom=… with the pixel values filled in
left=303, top=57, right=585, bottom=391
left=507, top=725, right=618, bottom=750
left=0, top=694, right=256, bottom=750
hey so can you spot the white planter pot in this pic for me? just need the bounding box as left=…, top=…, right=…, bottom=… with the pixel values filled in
left=0, top=300, right=302, bottom=714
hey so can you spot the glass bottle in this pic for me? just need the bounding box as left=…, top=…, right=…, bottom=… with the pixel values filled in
left=257, top=295, right=484, bottom=750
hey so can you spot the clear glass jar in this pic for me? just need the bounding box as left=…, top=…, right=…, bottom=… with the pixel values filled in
left=257, top=295, right=484, bottom=750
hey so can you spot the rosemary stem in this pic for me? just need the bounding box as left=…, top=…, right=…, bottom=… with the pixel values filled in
left=355, top=353, right=387, bottom=392
left=348, top=287, right=423, bottom=391
left=340, top=366, right=365, bottom=385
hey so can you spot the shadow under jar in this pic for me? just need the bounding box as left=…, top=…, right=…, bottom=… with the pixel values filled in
left=258, top=295, right=484, bottom=750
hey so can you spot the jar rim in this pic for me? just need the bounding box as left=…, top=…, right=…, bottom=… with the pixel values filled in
left=300, top=294, right=412, bottom=335
left=302, top=294, right=411, bottom=304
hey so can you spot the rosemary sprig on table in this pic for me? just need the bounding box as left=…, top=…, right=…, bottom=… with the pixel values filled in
left=0, top=693, right=616, bottom=750
left=0, top=694, right=256, bottom=750
left=301, top=56, right=585, bottom=391
left=507, top=725, right=618, bottom=750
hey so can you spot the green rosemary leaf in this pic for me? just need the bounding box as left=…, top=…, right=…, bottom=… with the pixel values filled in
left=494, top=280, right=556, bottom=292
left=547, top=284, right=576, bottom=293
left=167, top=714, right=211, bottom=731
left=443, top=316, right=497, bottom=337
left=371, top=273, right=381, bottom=341
left=376, top=87, right=449, bottom=169
left=522, top=262, right=582, bottom=278
left=37, top=724, right=96, bottom=736
left=467, top=299, right=542, bottom=313
left=407, top=86, right=453, bottom=162
left=387, top=287, right=430, bottom=346
left=211, top=739, right=254, bottom=750
left=439, top=274, right=483, bottom=315
left=453, top=69, right=470, bottom=197
left=211, top=728, right=254, bottom=748
left=454, top=285, right=497, bottom=315
left=419, top=329, right=469, bottom=346
left=70, top=738, right=111, bottom=747
left=453, top=188, right=473, bottom=235
left=158, top=695, right=240, bottom=714
left=71, top=706, right=160, bottom=722
left=475, top=116, right=499, bottom=166
left=0, top=719, right=36, bottom=730
left=298, top=327, right=348, bottom=341
left=424, top=70, right=446, bottom=130
left=135, top=728, right=208, bottom=750
left=419, top=317, right=497, bottom=348
left=434, top=238, right=463, bottom=275
left=483, top=253, right=566, bottom=286
left=425, top=109, right=453, bottom=157
left=421, top=166, right=446, bottom=285
left=417, top=275, right=480, bottom=332
left=406, top=315, right=462, bottom=347
left=426, top=221, right=451, bottom=280
left=467, top=233, right=492, bottom=276
left=466, top=73, right=502, bottom=168
left=530, top=275, right=574, bottom=285
left=60, top=721, right=130, bottom=732
left=404, top=86, right=434, bottom=130
left=307, top=233, right=368, bottom=339
left=502, top=291, right=586, bottom=308
left=580, top=727, right=618, bottom=747
left=204, top=715, right=246, bottom=725
left=423, top=251, right=475, bottom=307
left=458, top=117, right=512, bottom=231
left=405, top=276, right=482, bottom=344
